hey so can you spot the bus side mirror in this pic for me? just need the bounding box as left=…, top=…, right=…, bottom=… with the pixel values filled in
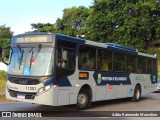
left=1, top=46, right=12, bottom=65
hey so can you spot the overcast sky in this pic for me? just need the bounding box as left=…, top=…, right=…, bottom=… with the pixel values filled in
left=0, top=0, right=93, bottom=35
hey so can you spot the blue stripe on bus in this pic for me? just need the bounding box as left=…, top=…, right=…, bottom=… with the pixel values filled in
left=43, top=72, right=156, bottom=87
left=43, top=76, right=72, bottom=87
left=43, top=76, right=55, bottom=86
left=104, top=43, right=137, bottom=52
left=55, top=77, right=72, bottom=87
left=106, top=46, right=138, bottom=55
left=93, top=71, right=131, bottom=85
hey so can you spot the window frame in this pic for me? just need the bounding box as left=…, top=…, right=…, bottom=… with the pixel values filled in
left=113, top=52, right=126, bottom=72
left=57, top=45, right=76, bottom=70
left=126, top=54, right=137, bottom=73
left=55, top=39, right=77, bottom=79
left=97, top=48, right=113, bottom=72
left=137, top=56, right=147, bottom=74
left=78, top=44, right=97, bottom=71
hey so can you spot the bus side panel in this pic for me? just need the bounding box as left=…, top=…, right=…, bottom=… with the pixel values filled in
left=95, top=86, right=106, bottom=101
left=130, top=74, right=157, bottom=95
left=106, top=85, right=116, bottom=100
left=75, top=70, right=97, bottom=102
left=115, top=85, right=128, bottom=99
left=57, top=89, right=70, bottom=106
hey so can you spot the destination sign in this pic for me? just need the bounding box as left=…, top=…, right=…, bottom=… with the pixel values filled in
left=15, top=35, right=52, bottom=43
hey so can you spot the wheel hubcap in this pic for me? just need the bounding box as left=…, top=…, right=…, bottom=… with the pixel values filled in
left=136, top=89, right=140, bottom=99
left=78, top=94, right=87, bottom=105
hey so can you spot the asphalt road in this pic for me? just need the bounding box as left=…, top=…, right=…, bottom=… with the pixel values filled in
left=0, top=92, right=160, bottom=120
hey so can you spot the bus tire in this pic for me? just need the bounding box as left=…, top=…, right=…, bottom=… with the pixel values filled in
left=76, top=88, right=91, bottom=110
left=132, top=85, right=141, bottom=102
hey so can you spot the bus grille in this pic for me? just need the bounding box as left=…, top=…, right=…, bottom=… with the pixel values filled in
left=8, top=77, right=40, bottom=85
left=8, top=90, right=36, bottom=99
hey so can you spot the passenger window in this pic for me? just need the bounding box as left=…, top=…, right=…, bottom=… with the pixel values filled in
left=113, top=52, right=125, bottom=72
left=147, top=58, right=153, bottom=74
left=153, top=59, right=157, bottom=75
left=78, top=45, right=96, bottom=70
left=57, top=48, right=75, bottom=70
left=137, top=56, right=146, bottom=73
left=126, top=55, right=136, bottom=73
left=56, top=39, right=76, bottom=79
left=98, top=49, right=112, bottom=71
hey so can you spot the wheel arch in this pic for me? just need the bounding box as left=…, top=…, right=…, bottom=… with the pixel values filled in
left=76, top=84, right=93, bottom=110
left=135, top=83, right=141, bottom=92
left=78, top=84, right=93, bottom=100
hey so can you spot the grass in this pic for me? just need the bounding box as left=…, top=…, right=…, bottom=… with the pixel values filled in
left=0, top=70, right=15, bottom=102
left=0, top=70, right=6, bottom=92
left=0, top=70, right=7, bottom=101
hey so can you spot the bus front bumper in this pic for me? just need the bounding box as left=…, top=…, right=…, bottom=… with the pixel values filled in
left=6, top=81, right=58, bottom=106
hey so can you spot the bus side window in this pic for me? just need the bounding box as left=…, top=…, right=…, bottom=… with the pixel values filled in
left=126, top=55, right=136, bottom=73
left=56, top=39, right=76, bottom=79
left=57, top=48, right=75, bottom=70
left=137, top=56, right=146, bottom=74
left=78, top=45, right=96, bottom=70
left=153, top=59, right=157, bottom=75
left=113, top=52, right=125, bottom=72
left=57, top=49, right=67, bottom=69
left=147, top=58, right=152, bottom=74
left=97, top=49, right=112, bottom=71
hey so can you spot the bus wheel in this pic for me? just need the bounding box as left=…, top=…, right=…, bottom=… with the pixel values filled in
left=76, top=89, right=91, bottom=110
left=132, top=85, right=141, bottom=102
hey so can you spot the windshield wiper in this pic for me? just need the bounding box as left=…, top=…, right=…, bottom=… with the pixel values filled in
left=29, top=50, right=33, bottom=69
left=17, top=45, right=24, bottom=69
left=29, top=44, right=42, bottom=69
left=19, top=50, right=24, bottom=69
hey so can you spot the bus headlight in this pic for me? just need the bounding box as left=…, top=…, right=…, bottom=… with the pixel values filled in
left=37, top=85, right=52, bottom=95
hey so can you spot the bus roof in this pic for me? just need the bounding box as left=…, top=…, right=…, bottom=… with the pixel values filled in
left=55, top=33, right=156, bottom=58
left=13, top=32, right=156, bottom=58
left=55, top=33, right=138, bottom=55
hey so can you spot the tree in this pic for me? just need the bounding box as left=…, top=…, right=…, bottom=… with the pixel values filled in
left=55, top=6, right=89, bottom=37
left=0, top=25, right=13, bottom=47
left=0, top=25, right=13, bottom=58
left=86, top=0, right=160, bottom=51
left=31, top=23, right=55, bottom=32
left=31, top=6, right=89, bottom=38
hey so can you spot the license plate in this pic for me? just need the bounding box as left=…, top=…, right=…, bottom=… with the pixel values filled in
left=17, top=93, right=25, bottom=99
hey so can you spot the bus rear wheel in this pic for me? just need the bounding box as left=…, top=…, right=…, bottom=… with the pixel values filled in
left=76, top=88, right=91, bottom=110
left=132, top=85, right=141, bottom=102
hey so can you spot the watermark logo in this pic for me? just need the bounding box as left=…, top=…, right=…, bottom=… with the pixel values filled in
left=2, top=112, right=11, bottom=117
left=1, top=112, right=42, bottom=118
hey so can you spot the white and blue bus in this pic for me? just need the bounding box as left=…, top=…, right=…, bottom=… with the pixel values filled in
left=1, top=32, right=157, bottom=109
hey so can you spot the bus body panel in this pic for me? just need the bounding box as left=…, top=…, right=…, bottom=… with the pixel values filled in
left=6, top=86, right=57, bottom=106
left=4, top=33, right=157, bottom=108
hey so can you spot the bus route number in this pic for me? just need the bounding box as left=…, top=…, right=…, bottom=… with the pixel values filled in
left=26, top=86, right=36, bottom=91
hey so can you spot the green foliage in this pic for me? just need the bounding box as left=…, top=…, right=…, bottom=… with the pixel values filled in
left=30, top=0, right=160, bottom=52
left=0, top=26, right=12, bottom=39
left=85, top=0, right=160, bottom=52
left=31, top=23, right=55, bottom=32
left=0, top=25, right=12, bottom=46
left=55, top=6, right=89, bottom=37
left=31, top=6, right=89, bottom=37
left=0, top=25, right=13, bottom=58
left=146, top=47, right=160, bottom=59
left=0, top=70, right=6, bottom=91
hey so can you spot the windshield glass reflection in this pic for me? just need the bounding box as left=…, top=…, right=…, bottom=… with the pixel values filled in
left=8, top=46, right=54, bottom=76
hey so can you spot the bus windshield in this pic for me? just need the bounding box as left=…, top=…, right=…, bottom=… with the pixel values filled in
left=8, top=46, right=54, bottom=76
